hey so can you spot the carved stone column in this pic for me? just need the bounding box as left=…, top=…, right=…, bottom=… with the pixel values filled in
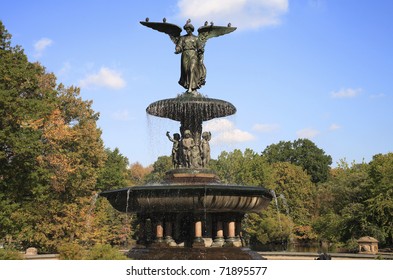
left=226, top=220, right=236, bottom=242
left=154, top=218, right=164, bottom=243
left=213, top=219, right=225, bottom=247
left=192, top=214, right=205, bottom=247
left=224, top=215, right=242, bottom=247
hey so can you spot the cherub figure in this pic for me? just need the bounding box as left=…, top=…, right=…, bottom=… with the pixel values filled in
left=200, top=131, right=211, bottom=167
left=181, top=130, right=195, bottom=168
left=140, top=19, right=236, bottom=94
left=191, top=145, right=202, bottom=168
left=166, top=131, right=181, bottom=168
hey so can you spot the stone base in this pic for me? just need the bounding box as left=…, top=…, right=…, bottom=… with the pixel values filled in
left=223, top=241, right=243, bottom=248
left=192, top=237, right=205, bottom=248
left=163, top=168, right=220, bottom=184
left=127, top=247, right=265, bottom=260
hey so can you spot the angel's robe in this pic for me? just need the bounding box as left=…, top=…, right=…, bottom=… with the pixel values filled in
left=176, top=34, right=206, bottom=91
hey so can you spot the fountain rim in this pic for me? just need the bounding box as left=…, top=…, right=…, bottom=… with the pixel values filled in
left=100, top=184, right=273, bottom=214
left=145, top=96, right=237, bottom=121
left=100, top=184, right=273, bottom=198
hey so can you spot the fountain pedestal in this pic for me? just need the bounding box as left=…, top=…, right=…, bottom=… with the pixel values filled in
left=100, top=167, right=272, bottom=258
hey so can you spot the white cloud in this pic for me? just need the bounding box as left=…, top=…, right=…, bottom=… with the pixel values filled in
left=79, top=67, right=126, bottom=89
left=204, top=119, right=255, bottom=144
left=112, top=110, right=132, bottom=121
left=296, top=128, right=320, bottom=139
left=33, top=38, right=53, bottom=58
left=204, top=118, right=234, bottom=132
left=331, top=87, right=362, bottom=98
left=253, top=123, right=279, bottom=132
left=176, top=0, right=288, bottom=30
left=211, top=129, right=255, bottom=144
left=329, top=123, right=341, bottom=131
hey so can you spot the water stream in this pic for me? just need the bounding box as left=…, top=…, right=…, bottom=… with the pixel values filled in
left=270, top=190, right=283, bottom=234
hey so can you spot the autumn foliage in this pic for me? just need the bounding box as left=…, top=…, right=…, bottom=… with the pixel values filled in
left=0, top=21, right=132, bottom=252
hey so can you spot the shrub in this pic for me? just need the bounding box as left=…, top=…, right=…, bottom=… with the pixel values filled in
left=0, top=248, right=24, bottom=260
left=345, top=238, right=359, bottom=253
left=57, top=243, right=86, bottom=260
left=84, top=244, right=128, bottom=260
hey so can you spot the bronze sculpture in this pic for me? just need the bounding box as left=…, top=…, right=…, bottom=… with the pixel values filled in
left=140, top=19, right=236, bottom=94
left=100, top=18, right=273, bottom=259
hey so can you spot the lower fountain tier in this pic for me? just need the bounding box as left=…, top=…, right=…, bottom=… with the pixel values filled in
left=100, top=184, right=272, bottom=213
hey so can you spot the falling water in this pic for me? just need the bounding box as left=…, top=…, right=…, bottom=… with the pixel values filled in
left=124, top=188, right=132, bottom=248
left=85, top=192, right=99, bottom=232
left=125, top=188, right=131, bottom=215
left=270, top=190, right=283, bottom=234
left=89, top=192, right=99, bottom=210
left=279, top=193, right=294, bottom=245
left=146, top=112, right=179, bottom=165
left=279, top=193, right=290, bottom=216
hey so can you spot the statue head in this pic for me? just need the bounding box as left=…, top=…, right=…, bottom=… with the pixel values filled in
left=183, top=19, right=194, bottom=33
left=184, top=130, right=192, bottom=137
left=202, top=131, right=211, bottom=141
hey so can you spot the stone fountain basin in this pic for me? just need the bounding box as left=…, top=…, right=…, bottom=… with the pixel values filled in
left=146, top=96, right=236, bottom=121
left=100, top=184, right=272, bottom=214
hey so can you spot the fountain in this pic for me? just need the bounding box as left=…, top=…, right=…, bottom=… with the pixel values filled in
left=100, top=19, right=273, bottom=259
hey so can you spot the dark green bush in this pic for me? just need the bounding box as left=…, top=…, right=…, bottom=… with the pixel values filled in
left=84, top=244, right=128, bottom=260
left=57, top=243, right=128, bottom=260
left=345, top=238, right=359, bottom=253
left=0, top=248, right=24, bottom=260
left=57, top=243, right=86, bottom=260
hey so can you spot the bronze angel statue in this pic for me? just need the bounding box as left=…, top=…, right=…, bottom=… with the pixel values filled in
left=140, top=18, right=236, bottom=93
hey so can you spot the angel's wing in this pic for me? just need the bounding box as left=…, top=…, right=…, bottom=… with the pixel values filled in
left=197, top=25, right=237, bottom=43
left=140, top=21, right=182, bottom=44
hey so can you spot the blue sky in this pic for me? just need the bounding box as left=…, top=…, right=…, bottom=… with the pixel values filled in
left=2, top=0, right=393, bottom=167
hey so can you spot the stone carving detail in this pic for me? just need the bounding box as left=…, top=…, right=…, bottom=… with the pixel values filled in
left=200, top=131, right=211, bottom=167
left=167, top=130, right=211, bottom=169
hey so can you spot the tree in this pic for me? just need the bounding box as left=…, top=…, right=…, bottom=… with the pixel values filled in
left=317, top=160, right=370, bottom=214
left=270, top=162, right=317, bottom=242
left=313, top=160, right=380, bottom=245
left=244, top=209, right=293, bottom=247
left=128, top=162, right=152, bottom=186
left=211, top=148, right=272, bottom=187
left=0, top=21, right=108, bottom=251
left=366, top=153, right=393, bottom=245
left=96, top=148, right=129, bottom=191
left=1, top=21, right=56, bottom=246
left=143, top=156, right=172, bottom=183
left=262, top=139, right=332, bottom=183
left=242, top=161, right=318, bottom=246
left=13, top=84, right=107, bottom=251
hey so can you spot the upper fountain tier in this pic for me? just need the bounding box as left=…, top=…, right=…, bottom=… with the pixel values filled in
left=146, top=93, right=236, bottom=122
